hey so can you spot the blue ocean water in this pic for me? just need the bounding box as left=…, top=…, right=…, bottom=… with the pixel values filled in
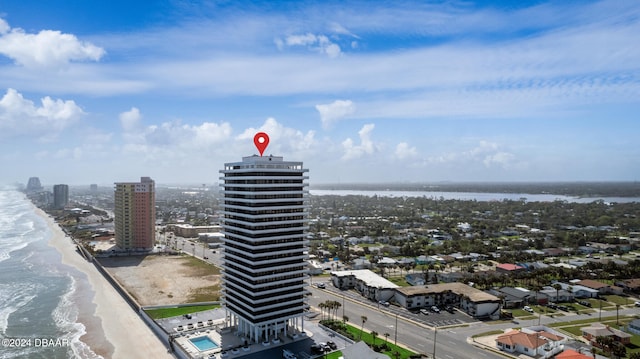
left=0, top=189, right=101, bottom=359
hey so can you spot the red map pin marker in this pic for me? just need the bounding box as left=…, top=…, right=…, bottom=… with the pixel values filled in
left=253, top=132, right=269, bottom=156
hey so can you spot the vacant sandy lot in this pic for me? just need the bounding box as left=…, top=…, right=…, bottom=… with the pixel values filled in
left=99, top=255, right=220, bottom=306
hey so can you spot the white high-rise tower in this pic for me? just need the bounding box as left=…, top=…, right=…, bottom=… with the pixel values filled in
left=219, top=155, right=309, bottom=343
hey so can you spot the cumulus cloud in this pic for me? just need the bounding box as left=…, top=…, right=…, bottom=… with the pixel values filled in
left=315, top=100, right=355, bottom=129
left=119, top=107, right=142, bottom=132
left=0, top=18, right=105, bottom=68
left=276, top=33, right=342, bottom=58
left=426, top=140, right=517, bottom=169
left=143, top=120, right=232, bottom=148
left=237, top=117, right=316, bottom=154
left=395, top=142, right=418, bottom=160
left=342, top=123, right=377, bottom=160
left=0, top=88, right=84, bottom=139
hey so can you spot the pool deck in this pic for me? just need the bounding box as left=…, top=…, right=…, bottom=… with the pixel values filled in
left=167, top=309, right=313, bottom=359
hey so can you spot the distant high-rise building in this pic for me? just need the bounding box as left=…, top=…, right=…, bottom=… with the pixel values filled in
left=219, top=155, right=309, bottom=343
left=26, top=177, right=43, bottom=192
left=90, top=184, right=98, bottom=192
left=114, top=177, right=156, bottom=250
left=53, top=184, right=69, bottom=209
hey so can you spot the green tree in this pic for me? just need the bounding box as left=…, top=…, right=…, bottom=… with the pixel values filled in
left=360, top=315, right=367, bottom=340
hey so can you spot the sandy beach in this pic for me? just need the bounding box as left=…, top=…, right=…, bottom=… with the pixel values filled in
left=40, top=207, right=174, bottom=359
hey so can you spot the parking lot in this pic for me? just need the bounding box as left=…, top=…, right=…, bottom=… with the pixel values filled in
left=408, top=306, right=475, bottom=327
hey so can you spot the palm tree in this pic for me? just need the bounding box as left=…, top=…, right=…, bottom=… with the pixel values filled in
left=371, top=330, right=378, bottom=346
left=334, top=301, right=342, bottom=321
left=319, top=302, right=326, bottom=321
left=360, top=315, right=367, bottom=340
left=552, top=283, right=562, bottom=302
left=384, top=332, right=390, bottom=349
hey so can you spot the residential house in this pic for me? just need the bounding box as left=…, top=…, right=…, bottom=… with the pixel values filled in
left=543, top=248, right=566, bottom=257
left=351, top=258, right=372, bottom=270
left=496, top=263, right=525, bottom=274
left=405, top=273, right=426, bottom=286
left=555, top=349, right=593, bottom=359
left=627, top=319, right=640, bottom=336
left=490, top=287, right=532, bottom=308
left=615, top=278, right=640, bottom=293
left=582, top=323, right=631, bottom=346
left=556, top=283, right=598, bottom=299
left=576, top=279, right=624, bottom=295
left=495, top=327, right=565, bottom=358
left=540, top=286, right=574, bottom=302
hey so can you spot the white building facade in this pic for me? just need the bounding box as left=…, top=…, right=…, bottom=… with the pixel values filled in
left=219, top=155, right=309, bottom=343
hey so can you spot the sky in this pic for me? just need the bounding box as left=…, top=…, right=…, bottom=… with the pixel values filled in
left=0, top=0, right=639, bottom=186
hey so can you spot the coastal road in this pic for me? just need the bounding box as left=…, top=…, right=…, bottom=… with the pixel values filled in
left=307, top=284, right=504, bottom=359
left=162, top=233, right=225, bottom=267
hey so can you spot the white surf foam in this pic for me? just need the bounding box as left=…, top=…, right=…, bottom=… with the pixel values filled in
left=0, top=282, right=38, bottom=335
left=52, top=274, right=103, bottom=359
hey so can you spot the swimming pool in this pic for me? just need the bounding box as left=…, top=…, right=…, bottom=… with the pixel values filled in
left=189, top=336, right=219, bottom=351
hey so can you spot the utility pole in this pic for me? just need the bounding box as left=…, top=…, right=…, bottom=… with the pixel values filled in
left=432, top=327, right=437, bottom=359
left=394, top=313, right=398, bottom=346
left=599, top=297, right=602, bottom=321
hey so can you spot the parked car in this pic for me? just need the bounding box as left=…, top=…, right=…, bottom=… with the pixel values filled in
left=445, top=306, right=455, bottom=313
left=635, top=301, right=640, bottom=307
left=314, top=283, right=326, bottom=289
left=578, top=300, right=592, bottom=307
left=378, top=301, right=390, bottom=307
left=326, top=341, right=337, bottom=350
left=431, top=306, right=440, bottom=313
left=310, top=344, right=322, bottom=354
left=420, top=308, right=430, bottom=315
left=523, top=306, right=534, bottom=313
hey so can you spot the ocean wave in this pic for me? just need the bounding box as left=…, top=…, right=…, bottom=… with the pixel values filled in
left=53, top=274, right=103, bottom=359
left=0, top=282, right=38, bottom=335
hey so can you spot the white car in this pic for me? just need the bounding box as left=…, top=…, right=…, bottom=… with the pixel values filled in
left=635, top=301, right=640, bottom=307
left=523, top=306, right=534, bottom=313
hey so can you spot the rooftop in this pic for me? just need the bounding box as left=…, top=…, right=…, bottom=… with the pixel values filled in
left=396, top=282, right=500, bottom=303
left=496, top=330, right=547, bottom=350
left=331, top=269, right=399, bottom=289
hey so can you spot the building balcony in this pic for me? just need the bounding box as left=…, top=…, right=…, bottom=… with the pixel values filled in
left=221, top=225, right=309, bottom=237
left=223, top=266, right=308, bottom=283
left=222, top=217, right=309, bottom=228
left=219, top=231, right=306, bottom=243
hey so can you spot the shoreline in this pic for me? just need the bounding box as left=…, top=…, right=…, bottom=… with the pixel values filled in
left=37, top=206, right=173, bottom=359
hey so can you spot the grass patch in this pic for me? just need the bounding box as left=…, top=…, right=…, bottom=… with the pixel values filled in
left=145, top=304, right=220, bottom=319
left=603, top=295, right=631, bottom=306
left=548, top=315, right=619, bottom=327
left=188, top=285, right=221, bottom=303
left=326, top=352, right=343, bottom=359
left=322, top=320, right=417, bottom=359
left=509, top=309, right=531, bottom=317
left=180, top=255, right=221, bottom=275
left=388, top=277, right=410, bottom=287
